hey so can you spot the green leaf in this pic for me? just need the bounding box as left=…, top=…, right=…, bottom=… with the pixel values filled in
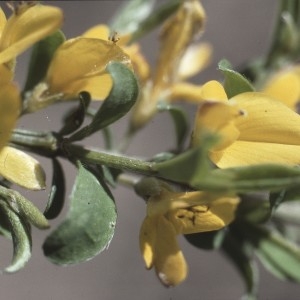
left=157, top=102, right=189, bottom=149
left=130, top=0, right=182, bottom=42
left=43, top=163, right=117, bottom=265
left=44, top=158, right=66, bottom=220
left=154, top=133, right=217, bottom=184
left=0, top=186, right=49, bottom=229
left=222, top=231, right=259, bottom=299
left=69, top=62, right=139, bottom=142
left=237, top=194, right=270, bottom=224
left=185, top=229, right=225, bottom=250
left=110, top=0, right=156, bottom=36
left=23, top=30, right=65, bottom=93
left=218, top=59, right=254, bottom=98
left=199, top=164, right=300, bottom=193
left=244, top=223, right=300, bottom=282
left=0, top=200, right=32, bottom=273
left=59, top=91, right=91, bottom=136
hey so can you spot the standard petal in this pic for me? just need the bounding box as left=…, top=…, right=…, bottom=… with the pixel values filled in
left=0, top=147, right=46, bottom=190
left=178, top=43, right=212, bottom=80
left=0, top=3, right=63, bottom=65
left=262, top=68, right=300, bottom=110
left=232, top=92, right=300, bottom=144
left=139, top=216, right=157, bottom=269
left=211, top=141, right=300, bottom=167
left=46, top=37, right=131, bottom=97
left=154, top=216, right=187, bottom=286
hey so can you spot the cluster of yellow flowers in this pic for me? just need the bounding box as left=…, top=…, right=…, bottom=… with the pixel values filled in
left=130, top=0, right=300, bottom=286
left=2, top=0, right=300, bottom=288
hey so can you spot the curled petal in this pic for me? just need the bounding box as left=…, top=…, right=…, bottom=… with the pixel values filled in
left=0, top=3, right=63, bottom=65
left=154, top=216, right=187, bottom=286
left=0, top=147, right=46, bottom=190
left=46, top=37, right=131, bottom=99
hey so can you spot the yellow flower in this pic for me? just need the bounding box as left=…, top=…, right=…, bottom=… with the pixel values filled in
left=0, top=65, right=45, bottom=190
left=130, top=0, right=212, bottom=131
left=192, top=81, right=300, bottom=167
left=0, top=2, right=63, bottom=70
left=25, top=21, right=133, bottom=112
left=261, top=65, right=300, bottom=110
left=139, top=184, right=239, bottom=286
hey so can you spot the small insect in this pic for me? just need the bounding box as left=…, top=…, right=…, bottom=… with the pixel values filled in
left=109, top=31, right=120, bottom=44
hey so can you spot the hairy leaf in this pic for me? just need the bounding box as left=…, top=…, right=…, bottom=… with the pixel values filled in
left=43, top=163, right=117, bottom=265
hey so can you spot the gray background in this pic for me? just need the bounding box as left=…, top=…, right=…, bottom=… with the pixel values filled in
left=1, top=1, right=300, bottom=299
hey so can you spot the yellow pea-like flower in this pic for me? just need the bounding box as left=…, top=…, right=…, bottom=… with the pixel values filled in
left=139, top=185, right=239, bottom=286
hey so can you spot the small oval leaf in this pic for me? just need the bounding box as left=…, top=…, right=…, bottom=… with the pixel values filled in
left=43, top=163, right=117, bottom=265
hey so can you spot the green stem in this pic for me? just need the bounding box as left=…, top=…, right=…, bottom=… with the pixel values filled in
left=10, top=129, right=58, bottom=156
left=64, top=143, right=157, bottom=176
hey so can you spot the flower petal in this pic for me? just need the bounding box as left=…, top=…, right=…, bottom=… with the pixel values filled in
left=81, top=24, right=110, bottom=40
left=211, top=141, right=300, bottom=167
left=46, top=37, right=131, bottom=98
left=232, top=92, right=300, bottom=144
left=262, top=68, right=300, bottom=110
left=168, top=82, right=203, bottom=103
left=168, top=197, right=239, bottom=234
left=154, top=216, right=187, bottom=286
left=0, top=3, right=63, bottom=65
left=139, top=216, right=157, bottom=269
left=61, top=73, right=113, bottom=100
left=153, top=0, right=206, bottom=89
left=0, top=8, right=6, bottom=39
left=192, top=100, right=243, bottom=149
left=0, top=147, right=46, bottom=190
left=178, top=43, right=212, bottom=80
left=0, top=72, right=20, bottom=150
left=200, top=80, right=228, bottom=101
